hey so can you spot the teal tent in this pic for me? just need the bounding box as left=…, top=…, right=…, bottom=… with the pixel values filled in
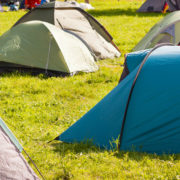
left=57, top=45, right=180, bottom=154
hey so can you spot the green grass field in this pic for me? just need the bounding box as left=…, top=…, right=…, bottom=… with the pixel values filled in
left=0, top=0, right=180, bottom=179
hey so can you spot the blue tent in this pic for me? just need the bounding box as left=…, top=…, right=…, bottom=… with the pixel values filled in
left=58, top=45, right=180, bottom=154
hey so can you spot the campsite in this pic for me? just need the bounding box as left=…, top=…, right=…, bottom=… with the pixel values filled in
left=0, top=0, right=180, bottom=179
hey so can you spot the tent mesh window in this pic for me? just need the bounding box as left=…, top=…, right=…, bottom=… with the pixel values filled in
left=149, top=24, right=175, bottom=48
left=149, top=33, right=174, bottom=48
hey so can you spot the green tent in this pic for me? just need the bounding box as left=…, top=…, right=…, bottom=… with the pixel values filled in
left=13, top=1, right=120, bottom=60
left=0, top=20, right=98, bottom=75
left=133, top=11, right=180, bottom=51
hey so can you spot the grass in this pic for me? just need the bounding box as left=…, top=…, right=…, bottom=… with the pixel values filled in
left=0, top=0, right=180, bottom=179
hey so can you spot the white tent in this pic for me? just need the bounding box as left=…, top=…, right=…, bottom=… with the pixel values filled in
left=0, top=117, right=39, bottom=179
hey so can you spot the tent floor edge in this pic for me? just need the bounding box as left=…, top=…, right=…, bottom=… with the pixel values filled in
left=0, top=62, right=71, bottom=77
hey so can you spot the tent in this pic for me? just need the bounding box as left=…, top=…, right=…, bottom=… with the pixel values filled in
left=137, top=0, right=180, bottom=12
left=57, top=44, right=180, bottom=154
left=0, top=117, right=39, bottom=179
left=0, top=3, right=4, bottom=12
left=13, top=1, right=121, bottom=60
left=137, top=0, right=166, bottom=12
left=167, top=0, right=180, bottom=11
left=0, top=20, right=98, bottom=75
left=133, top=11, right=180, bottom=52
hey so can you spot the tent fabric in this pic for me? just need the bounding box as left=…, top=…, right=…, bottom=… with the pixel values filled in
left=0, top=3, right=4, bottom=12
left=13, top=1, right=121, bottom=60
left=0, top=117, right=22, bottom=151
left=119, top=49, right=150, bottom=83
left=0, top=20, right=98, bottom=75
left=167, top=0, right=180, bottom=11
left=137, top=0, right=180, bottom=12
left=133, top=11, right=180, bottom=51
left=0, top=118, right=39, bottom=179
left=137, top=0, right=166, bottom=12
left=58, top=45, right=180, bottom=154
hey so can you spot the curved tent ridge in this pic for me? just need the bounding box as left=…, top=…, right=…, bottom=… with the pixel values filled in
left=43, top=20, right=98, bottom=73
left=133, top=11, right=180, bottom=51
left=27, top=1, right=114, bottom=42
left=25, top=20, right=71, bottom=73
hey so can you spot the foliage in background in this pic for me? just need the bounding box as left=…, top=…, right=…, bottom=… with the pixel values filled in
left=0, top=0, right=180, bottom=179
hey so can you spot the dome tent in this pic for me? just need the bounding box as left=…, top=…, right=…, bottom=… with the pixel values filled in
left=137, top=0, right=180, bottom=13
left=57, top=45, right=180, bottom=154
left=13, top=1, right=121, bottom=60
left=133, top=11, right=180, bottom=52
left=167, top=0, right=180, bottom=11
left=0, top=21, right=98, bottom=75
left=0, top=117, right=39, bottom=179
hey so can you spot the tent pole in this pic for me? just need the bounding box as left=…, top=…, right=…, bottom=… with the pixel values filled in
left=118, top=43, right=174, bottom=150
left=45, top=35, right=52, bottom=75
left=23, top=148, right=46, bottom=180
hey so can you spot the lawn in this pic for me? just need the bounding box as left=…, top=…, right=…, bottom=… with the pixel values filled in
left=0, top=0, right=180, bottom=179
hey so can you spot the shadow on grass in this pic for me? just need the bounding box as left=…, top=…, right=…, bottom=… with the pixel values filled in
left=51, top=141, right=103, bottom=155
left=0, top=70, right=71, bottom=79
left=51, top=141, right=180, bottom=162
left=88, top=8, right=164, bottom=17
left=114, top=150, right=180, bottom=161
